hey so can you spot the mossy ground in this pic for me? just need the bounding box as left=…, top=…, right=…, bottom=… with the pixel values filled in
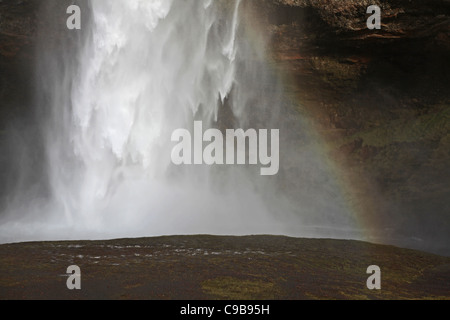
left=1, top=235, right=449, bottom=300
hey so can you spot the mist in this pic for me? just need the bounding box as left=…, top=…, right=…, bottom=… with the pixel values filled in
left=0, top=0, right=360, bottom=244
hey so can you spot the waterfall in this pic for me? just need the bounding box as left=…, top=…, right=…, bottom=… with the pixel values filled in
left=0, top=0, right=359, bottom=243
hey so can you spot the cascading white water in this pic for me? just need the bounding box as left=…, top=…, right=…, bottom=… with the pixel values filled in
left=0, top=0, right=289, bottom=241
left=55, top=0, right=286, bottom=237
left=0, top=0, right=360, bottom=243
left=58, top=0, right=243, bottom=229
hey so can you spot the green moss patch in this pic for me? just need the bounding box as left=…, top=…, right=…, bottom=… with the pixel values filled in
left=202, top=276, right=279, bottom=300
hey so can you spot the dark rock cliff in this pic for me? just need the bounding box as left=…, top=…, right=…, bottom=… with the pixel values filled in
left=244, top=0, right=450, bottom=254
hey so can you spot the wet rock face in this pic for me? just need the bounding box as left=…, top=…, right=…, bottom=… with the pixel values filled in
left=0, top=1, right=38, bottom=57
left=249, top=0, right=449, bottom=254
left=0, top=0, right=88, bottom=127
left=0, top=0, right=39, bottom=125
left=248, top=0, right=449, bottom=136
left=269, top=0, right=450, bottom=38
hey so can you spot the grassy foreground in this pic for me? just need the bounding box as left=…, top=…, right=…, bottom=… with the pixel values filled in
left=0, top=235, right=449, bottom=300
